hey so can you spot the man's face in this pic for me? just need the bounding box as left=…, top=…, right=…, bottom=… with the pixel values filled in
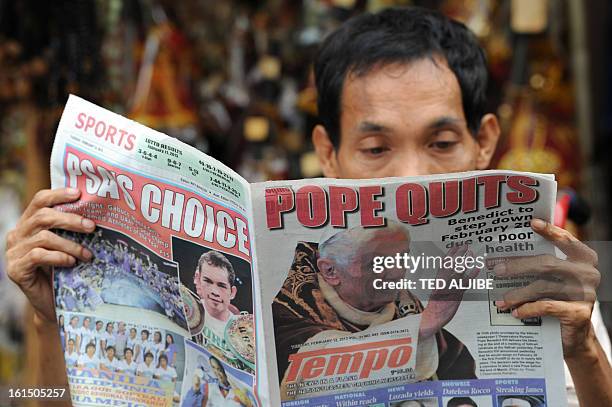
left=319, top=229, right=409, bottom=311
left=96, top=321, right=103, bottom=331
left=83, top=319, right=90, bottom=328
left=313, top=57, right=499, bottom=179
left=192, top=374, right=201, bottom=391
left=197, top=263, right=237, bottom=318
left=210, top=359, right=227, bottom=383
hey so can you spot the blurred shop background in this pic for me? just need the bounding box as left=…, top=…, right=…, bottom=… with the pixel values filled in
left=1, top=0, right=611, bottom=394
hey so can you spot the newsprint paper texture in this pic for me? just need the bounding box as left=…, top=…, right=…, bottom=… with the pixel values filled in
left=50, top=95, right=567, bottom=407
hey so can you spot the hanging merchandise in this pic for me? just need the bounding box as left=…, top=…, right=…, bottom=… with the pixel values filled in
left=491, top=0, right=581, bottom=189
left=244, top=116, right=270, bottom=142
left=440, top=0, right=493, bottom=38
left=130, top=6, right=201, bottom=149
left=98, top=0, right=140, bottom=111
left=299, top=150, right=322, bottom=178
left=222, top=12, right=250, bottom=109
left=511, top=0, right=549, bottom=34
left=497, top=94, right=573, bottom=185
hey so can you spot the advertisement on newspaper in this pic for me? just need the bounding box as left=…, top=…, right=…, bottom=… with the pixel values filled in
left=251, top=172, right=567, bottom=407
left=50, top=96, right=258, bottom=406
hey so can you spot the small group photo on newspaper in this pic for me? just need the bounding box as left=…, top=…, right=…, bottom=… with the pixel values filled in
left=2, top=3, right=612, bottom=407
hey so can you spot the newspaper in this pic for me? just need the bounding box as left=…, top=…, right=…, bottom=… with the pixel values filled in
left=50, top=95, right=567, bottom=407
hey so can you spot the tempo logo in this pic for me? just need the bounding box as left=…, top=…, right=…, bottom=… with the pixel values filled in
left=284, top=338, right=413, bottom=382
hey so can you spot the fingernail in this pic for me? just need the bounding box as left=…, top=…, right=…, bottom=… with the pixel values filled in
left=511, top=309, right=519, bottom=317
left=82, top=248, right=93, bottom=261
left=82, top=218, right=95, bottom=229
left=493, top=262, right=506, bottom=276
left=66, top=188, right=80, bottom=195
left=495, top=300, right=506, bottom=309
left=532, top=219, right=546, bottom=230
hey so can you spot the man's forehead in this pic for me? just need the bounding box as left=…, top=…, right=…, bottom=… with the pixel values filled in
left=200, top=262, right=230, bottom=282
left=341, top=58, right=464, bottom=130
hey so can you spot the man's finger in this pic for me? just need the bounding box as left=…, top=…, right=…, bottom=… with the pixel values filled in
left=510, top=300, right=591, bottom=322
left=494, top=253, right=594, bottom=280
left=531, top=219, right=598, bottom=265
left=22, top=230, right=93, bottom=262
left=21, top=188, right=81, bottom=219
left=501, top=279, right=596, bottom=308
left=24, top=247, right=77, bottom=271
left=466, top=265, right=481, bottom=280
left=8, top=248, right=76, bottom=285
left=445, top=244, right=460, bottom=257
left=19, top=207, right=96, bottom=238
left=453, top=244, right=468, bottom=257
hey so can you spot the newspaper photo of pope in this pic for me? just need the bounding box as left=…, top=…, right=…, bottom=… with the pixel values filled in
left=272, top=221, right=479, bottom=399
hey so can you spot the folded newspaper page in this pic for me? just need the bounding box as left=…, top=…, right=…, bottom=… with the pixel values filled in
left=50, top=95, right=567, bottom=407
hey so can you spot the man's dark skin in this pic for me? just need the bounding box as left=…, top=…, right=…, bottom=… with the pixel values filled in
left=5, top=9, right=612, bottom=407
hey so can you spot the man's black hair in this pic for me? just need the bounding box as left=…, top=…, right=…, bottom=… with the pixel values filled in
left=197, top=250, right=236, bottom=286
left=447, top=397, right=478, bottom=407
left=314, top=6, right=488, bottom=147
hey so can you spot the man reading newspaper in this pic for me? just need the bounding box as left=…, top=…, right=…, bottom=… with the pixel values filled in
left=6, top=6, right=612, bottom=407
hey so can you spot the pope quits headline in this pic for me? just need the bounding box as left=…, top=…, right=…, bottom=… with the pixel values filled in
left=265, top=175, right=539, bottom=230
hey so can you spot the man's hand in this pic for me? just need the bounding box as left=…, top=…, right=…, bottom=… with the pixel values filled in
left=495, top=218, right=600, bottom=357
left=420, top=244, right=480, bottom=340
left=6, top=187, right=95, bottom=324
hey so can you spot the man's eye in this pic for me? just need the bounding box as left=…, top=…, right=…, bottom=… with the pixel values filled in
left=362, top=147, right=389, bottom=155
left=430, top=141, right=456, bottom=150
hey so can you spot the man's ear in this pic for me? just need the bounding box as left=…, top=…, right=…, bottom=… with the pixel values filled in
left=312, top=125, right=339, bottom=178
left=230, top=286, right=237, bottom=300
left=317, top=258, right=340, bottom=286
left=475, top=113, right=501, bottom=170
